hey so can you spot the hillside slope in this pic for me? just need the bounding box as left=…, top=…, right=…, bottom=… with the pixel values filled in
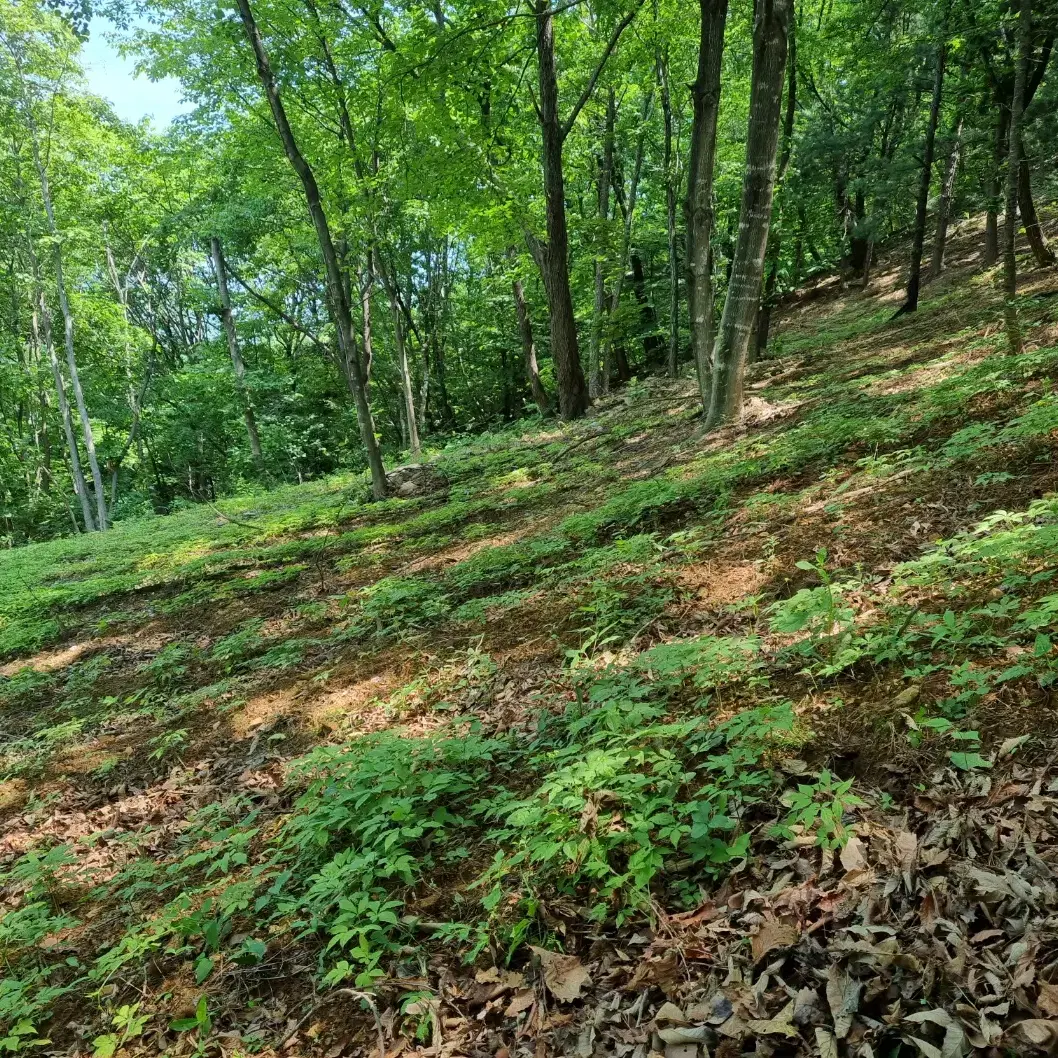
left=3, top=236, right=1058, bottom=1057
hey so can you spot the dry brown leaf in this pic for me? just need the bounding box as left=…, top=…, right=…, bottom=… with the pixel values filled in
left=895, top=830, right=918, bottom=869
left=1005, top=1019, right=1058, bottom=1050
left=1038, top=983, right=1058, bottom=1018
left=529, top=946, right=591, bottom=1003
left=504, top=989, right=536, bottom=1018
left=840, top=835, right=867, bottom=872
left=751, top=917, right=800, bottom=962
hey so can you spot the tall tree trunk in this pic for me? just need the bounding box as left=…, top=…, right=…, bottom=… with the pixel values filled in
left=34, top=284, right=94, bottom=531
left=527, top=0, right=637, bottom=418
left=512, top=277, right=550, bottom=415
left=22, top=93, right=107, bottom=529
left=929, top=116, right=963, bottom=280
left=374, top=251, right=421, bottom=459
left=630, top=253, right=663, bottom=365
left=984, top=106, right=1009, bottom=267
left=659, top=52, right=681, bottom=378
left=1017, top=142, right=1055, bottom=267
left=705, top=0, right=790, bottom=427
left=754, top=9, right=797, bottom=362
left=235, top=0, right=388, bottom=499
left=602, top=88, right=653, bottom=390
left=210, top=238, right=267, bottom=478
left=900, top=34, right=946, bottom=314
left=589, top=88, right=615, bottom=399
left=1004, top=0, right=1031, bottom=355
left=529, top=0, right=589, bottom=420
left=685, top=0, right=729, bottom=409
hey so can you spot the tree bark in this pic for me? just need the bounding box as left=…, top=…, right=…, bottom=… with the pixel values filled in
left=602, top=88, right=653, bottom=390
left=1017, top=142, right=1055, bottom=267
left=589, top=88, right=615, bottom=399
left=529, top=0, right=589, bottom=420
left=900, top=34, right=946, bottom=314
left=985, top=105, right=1008, bottom=267
left=210, top=238, right=267, bottom=478
left=754, top=10, right=797, bottom=361
left=659, top=52, right=680, bottom=378
left=705, top=0, right=790, bottom=427
left=374, top=250, right=421, bottom=458
left=34, top=283, right=94, bottom=531
left=685, top=0, right=729, bottom=410
left=527, top=0, right=638, bottom=419
left=512, top=277, right=550, bottom=415
left=235, top=0, right=388, bottom=499
left=1004, top=0, right=1031, bottom=355
left=929, top=116, right=963, bottom=280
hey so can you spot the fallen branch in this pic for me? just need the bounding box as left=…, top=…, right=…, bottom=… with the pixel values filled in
left=804, top=467, right=917, bottom=513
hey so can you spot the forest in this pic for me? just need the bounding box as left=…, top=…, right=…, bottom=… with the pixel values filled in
left=3, top=0, right=1058, bottom=1054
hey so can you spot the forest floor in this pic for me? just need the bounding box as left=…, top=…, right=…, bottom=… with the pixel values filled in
left=4, top=222, right=1058, bottom=1058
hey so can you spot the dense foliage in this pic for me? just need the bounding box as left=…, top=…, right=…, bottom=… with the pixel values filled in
left=2, top=0, right=1055, bottom=540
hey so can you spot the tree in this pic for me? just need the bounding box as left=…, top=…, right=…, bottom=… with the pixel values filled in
left=210, top=237, right=267, bottom=477
left=526, top=0, right=640, bottom=420
left=705, top=0, right=791, bottom=427
left=1003, top=0, right=1032, bottom=355
left=685, top=0, right=729, bottom=409
left=233, top=0, right=388, bottom=499
left=899, top=26, right=947, bottom=315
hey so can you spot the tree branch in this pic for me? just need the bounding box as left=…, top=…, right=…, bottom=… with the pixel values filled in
left=225, top=263, right=331, bottom=355
left=560, top=0, right=642, bottom=142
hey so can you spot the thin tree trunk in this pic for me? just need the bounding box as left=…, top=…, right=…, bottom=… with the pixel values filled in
left=1017, top=143, right=1055, bottom=267
left=22, top=93, right=107, bottom=529
left=755, top=10, right=797, bottom=361
left=659, top=52, right=680, bottom=378
left=900, top=34, right=946, bottom=314
left=526, top=0, right=637, bottom=418
left=589, top=88, right=615, bottom=399
left=705, top=0, right=790, bottom=427
left=602, top=88, right=653, bottom=392
left=375, top=251, right=421, bottom=459
left=235, top=0, right=388, bottom=499
left=985, top=106, right=1009, bottom=267
left=513, top=278, right=550, bottom=415
left=529, top=0, right=589, bottom=419
left=685, top=0, right=729, bottom=410
left=929, top=116, right=963, bottom=280
left=1004, top=0, right=1031, bottom=355
left=210, top=238, right=267, bottom=477
left=34, top=285, right=94, bottom=531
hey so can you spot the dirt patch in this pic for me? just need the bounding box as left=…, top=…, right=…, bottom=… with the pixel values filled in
left=675, top=560, right=767, bottom=609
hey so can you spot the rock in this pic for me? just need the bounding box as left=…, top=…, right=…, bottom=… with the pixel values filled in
left=386, top=461, right=446, bottom=497
left=893, top=685, right=921, bottom=707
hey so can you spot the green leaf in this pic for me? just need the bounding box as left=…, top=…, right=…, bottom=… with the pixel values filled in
left=194, top=955, right=214, bottom=983
left=948, top=751, right=993, bottom=771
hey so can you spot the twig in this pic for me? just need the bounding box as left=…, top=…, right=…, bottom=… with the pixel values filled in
left=277, top=988, right=385, bottom=1055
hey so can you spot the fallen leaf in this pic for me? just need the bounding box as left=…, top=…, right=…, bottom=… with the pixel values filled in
left=1038, top=983, right=1058, bottom=1018
left=840, top=835, right=867, bottom=872
left=746, top=1001, right=799, bottom=1039
left=504, top=989, right=535, bottom=1018
left=826, top=964, right=861, bottom=1040
left=1006, top=1019, right=1058, bottom=1050
left=529, top=947, right=591, bottom=1003
left=751, top=917, right=800, bottom=962
left=815, top=1027, right=839, bottom=1058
